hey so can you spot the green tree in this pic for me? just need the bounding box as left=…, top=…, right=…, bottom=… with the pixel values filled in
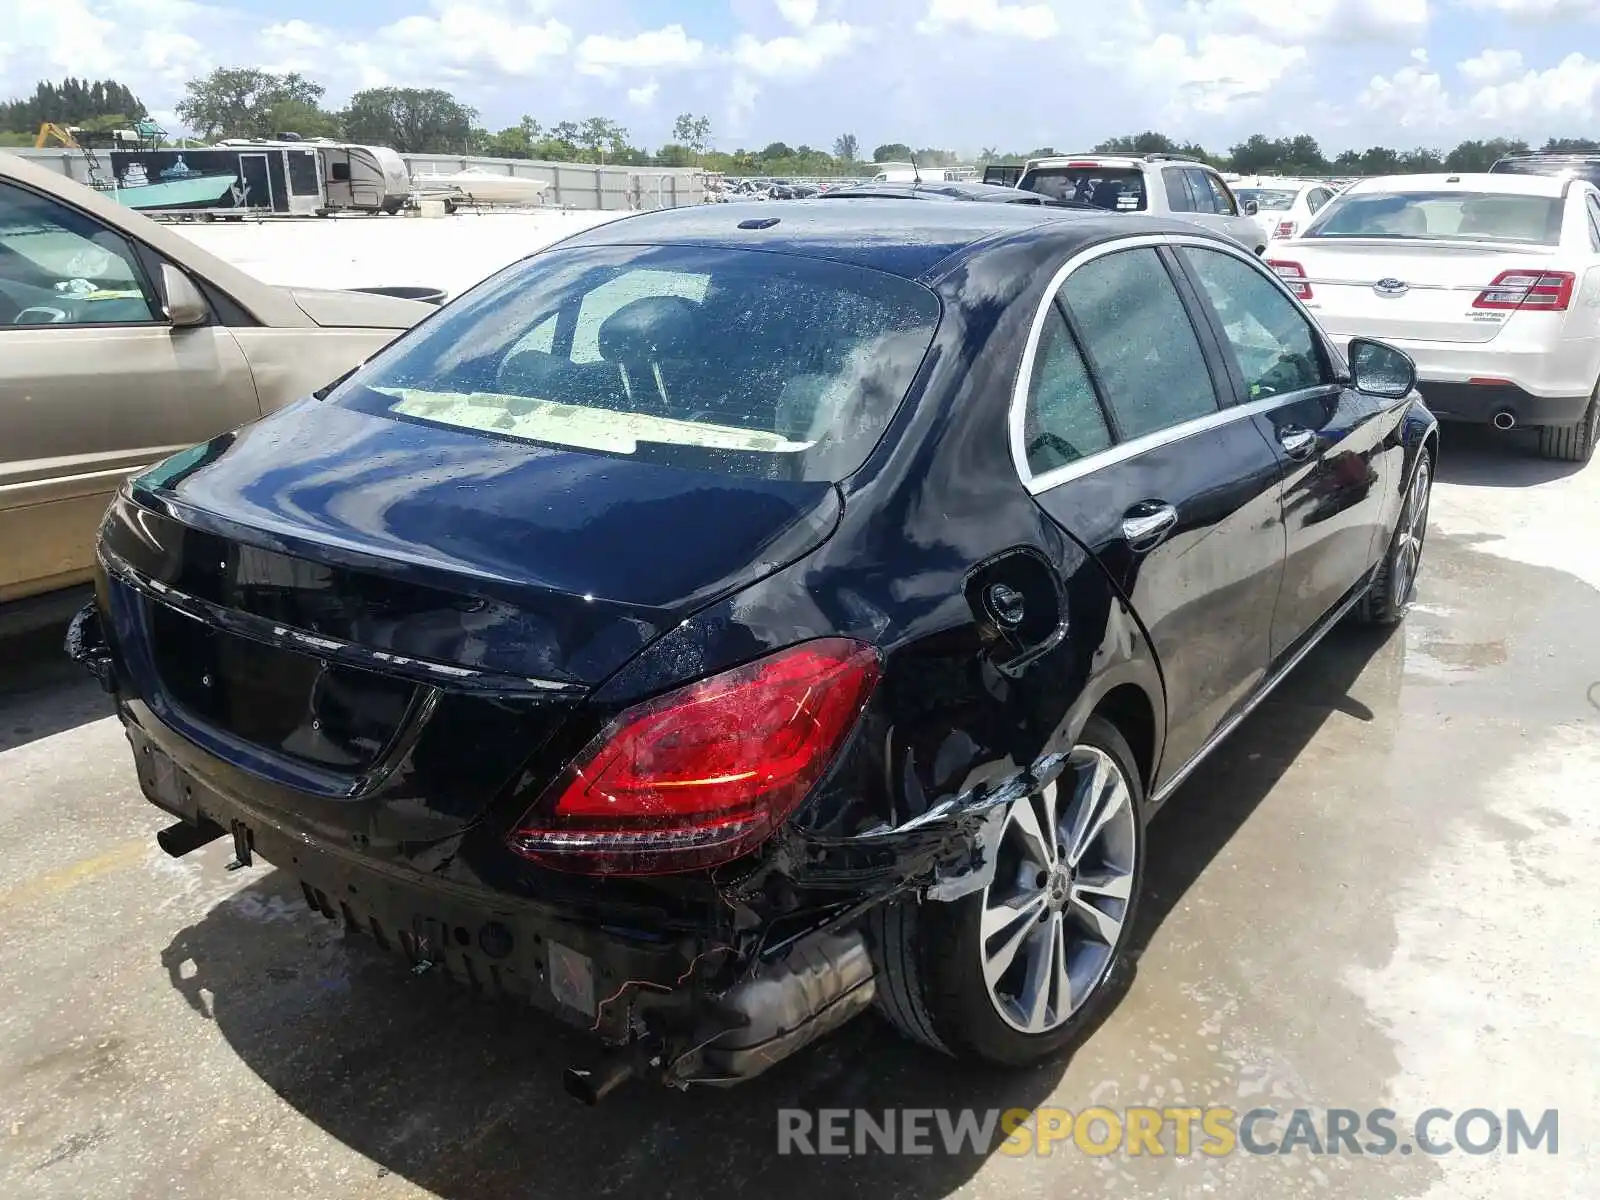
left=576, top=116, right=629, bottom=163
left=672, top=113, right=712, bottom=162
left=341, top=87, right=478, bottom=153
left=1444, top=137, right=1529, bottom=171
left=833, top=133, right=858, bottom=163
left=1543, top=137, right=1600, bottom=152
left=0, top=77, right=146, bottom=132
left=176, top=68, right=326, bottom=141
left=1396, top=147, right=1444, bottom=172
left=872, top=142, right=913, bottom=162
left=1357, top=145, right=1402, bottom=174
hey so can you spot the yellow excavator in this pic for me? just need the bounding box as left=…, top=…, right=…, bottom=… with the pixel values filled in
left=34, top=122, right=82, bottom=149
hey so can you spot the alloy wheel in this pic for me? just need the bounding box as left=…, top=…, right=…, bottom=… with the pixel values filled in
left=1393, top=456, right=1431, bottom=606
left=979, top=745, right=1138, bottom=1034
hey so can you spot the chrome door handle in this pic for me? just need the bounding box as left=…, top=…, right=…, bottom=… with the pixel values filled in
left=1279, top=425, right=1318, bottom=459
left=1122, top=502, right=1179, bottom=549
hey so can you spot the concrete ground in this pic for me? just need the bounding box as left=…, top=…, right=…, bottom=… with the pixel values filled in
left=1, top=425, right=1596, bottom=1199
left=166, top=209, right=621, bottom=299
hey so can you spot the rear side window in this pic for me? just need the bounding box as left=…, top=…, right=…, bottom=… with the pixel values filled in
left=1183, top=169, right=1219, bottom=214
left=1019, top=166, right=1147, bottom=211
left=1586, top=194, right=1600, bottom=251
left=331, top=244, right=941, bottom=482
left=1307, top=191, right=1565, bottom=244
left=1023, top=307, right=1113, bottom=474
left=1163, top=169, right=1195, bottom=212
left=1202, top=172, right=1238, bottom=215
left=1059, top=248, right=1219, bottom=440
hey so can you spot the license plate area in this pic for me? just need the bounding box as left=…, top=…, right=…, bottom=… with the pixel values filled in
left=146, top=599, right=417, bottom=773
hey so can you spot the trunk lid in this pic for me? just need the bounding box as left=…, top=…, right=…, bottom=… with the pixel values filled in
left=1281, top=239, right=1557, bottom=344
left=100, top=399, right=840, bottom=845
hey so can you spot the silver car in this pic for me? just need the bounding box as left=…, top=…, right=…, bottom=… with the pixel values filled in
left=1016, top=153, right=1267, bottom=254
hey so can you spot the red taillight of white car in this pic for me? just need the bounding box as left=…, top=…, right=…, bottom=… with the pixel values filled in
left=1472, top=270, right=1576, bottom=312
left=1267, top=259, right=1312, bottom=300
left=1274, top=220, right=1297, bottom=239
left=508, top=639, right=881, bottom=875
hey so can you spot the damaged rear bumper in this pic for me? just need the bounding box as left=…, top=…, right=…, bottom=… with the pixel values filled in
left=68, top=598, right=1009, bottom=1095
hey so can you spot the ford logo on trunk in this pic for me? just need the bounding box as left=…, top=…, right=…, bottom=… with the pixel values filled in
left=1374, top=278, right=1409, bottom=296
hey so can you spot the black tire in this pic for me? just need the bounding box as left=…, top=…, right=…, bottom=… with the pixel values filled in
left=1357, top=448, right=1432, bottom=626
left=869, top=716, right=1146, bottom=1066
left=1536, top=386, right=1599, bottom=463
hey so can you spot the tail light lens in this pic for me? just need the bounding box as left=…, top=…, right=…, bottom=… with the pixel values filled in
left=1274, top=220, right=1297, bottom=239
left=508, top=639, right=880, bottom=875
left=1267, top=259, right=1312, bottom=300
left=1473, top=270, right=1575, bottom=311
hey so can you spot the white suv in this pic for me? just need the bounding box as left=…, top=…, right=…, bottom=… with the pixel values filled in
left=1268, top=171, right=1600, bottom=463
left=1016, top=154, right=1267, bottom=254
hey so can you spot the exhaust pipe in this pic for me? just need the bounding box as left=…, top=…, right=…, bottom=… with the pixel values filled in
left=156, top=819, right=226, bottom=858
left=564, top=1051, right=641, bottom=1106
left=1492, top=409, right=1517, bottom=431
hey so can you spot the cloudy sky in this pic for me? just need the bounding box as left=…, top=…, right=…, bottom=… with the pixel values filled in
left=3, top=0, right=1600, bottom=153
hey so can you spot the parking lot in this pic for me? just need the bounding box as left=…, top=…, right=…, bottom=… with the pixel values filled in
left=1, top=420, right=1595, bottom=1199
left=168, top=208, right=619, bottom=299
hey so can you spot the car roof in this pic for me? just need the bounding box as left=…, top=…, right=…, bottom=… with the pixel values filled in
left=560, top=198, right=1116, bottom=279
left=1346, top=172, right=1569, bottom=197
left=817, top=180, right=1074, bottom=205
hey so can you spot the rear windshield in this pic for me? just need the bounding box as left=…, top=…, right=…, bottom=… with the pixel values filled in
left=1018, top=166, right=1147, bottom=211
left=1491, top=158, right=1600, bottom=188
left=1237, top=188, right=1297, bottom=211
left=328, top=245, right=941, bottom=482
left=1305, top=191, right=1564, bottom=245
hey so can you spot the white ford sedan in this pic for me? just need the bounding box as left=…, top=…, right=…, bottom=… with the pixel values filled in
left=1268, top=172, right=1600, bottom=462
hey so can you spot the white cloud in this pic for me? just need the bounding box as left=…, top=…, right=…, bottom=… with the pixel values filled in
left=1457, top=0, right=1599, bottom=15
left=1360, top=48, right=1600, bottom=131
left=1458, top=47, right=1523, bottom=82
left=1134, top=32, right=1308, bottom=114
left=577, top=25, right=705, bottom=76
left=775, top=0, right=819, bottom=26
left=1360, top=63, right=1454, bottom=128
left=732, top=19, right=861, bottom=78
left=1466, top=52, right=1600, bottom=122
left=917, top=0, right=1061, bottom=40
left=627, top=79, right=660, bottom=107
left=1190, top=0, right=1429, bottom=42
left=370, top=4, right=573, bottom=79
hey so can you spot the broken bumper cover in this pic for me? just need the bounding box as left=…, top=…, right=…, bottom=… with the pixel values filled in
left=118, top=701, right=883, bottom=1087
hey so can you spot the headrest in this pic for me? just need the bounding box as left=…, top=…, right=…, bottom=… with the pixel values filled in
left=597, top=295, right=700, bottom=363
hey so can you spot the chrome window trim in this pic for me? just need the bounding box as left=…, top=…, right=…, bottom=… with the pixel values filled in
left=1009, top=232, right=1337, bottom=496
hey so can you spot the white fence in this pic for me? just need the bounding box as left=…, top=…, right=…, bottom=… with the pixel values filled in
left=11, top=148, right=711, bottom=211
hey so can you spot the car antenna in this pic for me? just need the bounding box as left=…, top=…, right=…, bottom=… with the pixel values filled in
left=912, top=157, right=922, bottom=185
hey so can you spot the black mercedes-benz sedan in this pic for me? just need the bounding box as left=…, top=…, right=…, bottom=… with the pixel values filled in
left=70, top=200, right=1436, bottom=1099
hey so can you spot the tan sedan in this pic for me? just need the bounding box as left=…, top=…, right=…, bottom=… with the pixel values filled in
left=0, top=151, right=434, bottom=627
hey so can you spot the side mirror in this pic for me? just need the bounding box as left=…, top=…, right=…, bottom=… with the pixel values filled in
left=1243, top=199, right=1259, bottom=216
left=1348, top=337, right=1416, bottom=399
left=161, top=263, right=208, bottom=328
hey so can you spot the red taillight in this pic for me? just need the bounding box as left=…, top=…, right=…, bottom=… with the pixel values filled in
left=508, top=639, right=880, bottom=875
left=1274, top=220, right=1297, bottom=239
left=1473, top=269, right=1575, bottom=312
left=1065, top=160, right=1100, bottom=168
left=1267, top=259, right=1312, bottom=300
